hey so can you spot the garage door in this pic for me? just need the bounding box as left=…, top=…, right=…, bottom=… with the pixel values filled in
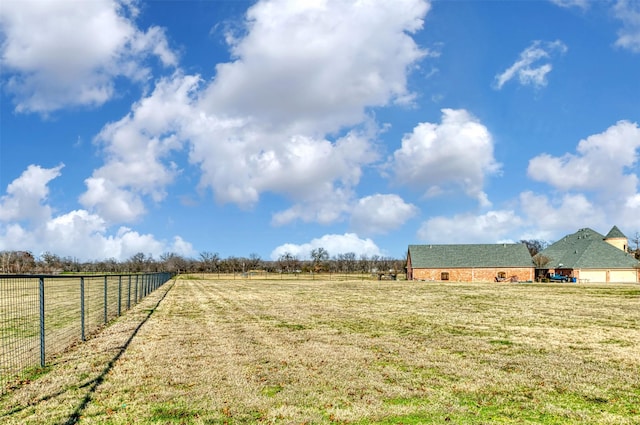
left=609, top=270, right=638, bottom=283
left=580, top=270, right=607, bottom=283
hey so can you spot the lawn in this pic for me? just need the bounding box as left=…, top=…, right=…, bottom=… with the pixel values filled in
left=1, top=278, right=638, bottom=424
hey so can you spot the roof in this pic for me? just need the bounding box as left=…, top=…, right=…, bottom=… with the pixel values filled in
left=605, top=225, right=627, bottom=239
left=539, top=227, right=639, bottom=269
left=408, top=244, right=534, bottom=268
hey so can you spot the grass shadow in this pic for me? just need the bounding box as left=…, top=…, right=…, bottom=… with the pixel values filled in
left=0, top=280, right=175, bottom=423
left=60, top=281, right=174, bottom=425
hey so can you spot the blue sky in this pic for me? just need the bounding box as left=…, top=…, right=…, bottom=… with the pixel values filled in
left=1, top=0, right=639, bottom=262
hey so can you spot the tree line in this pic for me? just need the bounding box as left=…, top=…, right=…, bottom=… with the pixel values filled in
left=0, top=249, right=406, bottom=276
left=2, top=234, right=638, bottom=275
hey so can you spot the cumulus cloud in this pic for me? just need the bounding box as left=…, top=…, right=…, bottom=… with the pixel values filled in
left=613, top=0, right=640, bottom=53
left=518, top=191, right=607, bottom=239
left=417, top=210, right=523, bottom=244
left=527, top=120, right=640, bottom=197
left=0, top=164, right=63, bottom=223
left=493, top=40, right=567, bottom=89
left=80, top=74, right=200, bottom=223
left=526, top=120, right=640, bottom=233
left=2, top=0, right=433, bottom=259
left=0, top=0, right=176, bottom=113
left=202, top=0, right=429, bottom=134
left=390, top=108, right=500, bottom=206
left=270, top=233, right=384, bottom=261
left=188, top=0, right=429, bottom=220
left=0, top=165, right=193, bottom=261
left=350, top=194, right=418, bottom=235
left=79, top=0, right=430, bottom=228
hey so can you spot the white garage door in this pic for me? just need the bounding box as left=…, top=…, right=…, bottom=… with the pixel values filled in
left=609, top=270, right=638, bottom=283
left=580, top=270, right=607, bottom=283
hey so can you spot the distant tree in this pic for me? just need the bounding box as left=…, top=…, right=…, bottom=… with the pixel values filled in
left=199, top=251, right=220, bottom=273
left=277, top=252, right=300, bottom=273
left=520, top=239, right=549, bottom=257
left=310, top=247, right=329, bottom=272
left=160, top=252, right=187, bottom=273
left=40, top=251, right=61, bottom=273
left=631, top=232, right=640, bottom=260
left=358, top=254, right=371, bottom=274
left=246, top=253, right=263, bottom=270
left=127, top=252, right=147, bottom=272
left=532, top=253, right=552, bottom=269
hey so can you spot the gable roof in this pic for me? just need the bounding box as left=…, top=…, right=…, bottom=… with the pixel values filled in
left=539, top=227, right=639, bottom=269
left=408, top=244, right=534, bottom=268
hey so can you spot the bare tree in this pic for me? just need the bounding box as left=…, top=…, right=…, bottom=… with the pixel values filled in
left=277, top=252, right=300, bottom=273
left=310, top=247, right=329, bottom=272
left=246, top=253, right=263, bottom=271
left=199, top=251, right=220, bottom=273
left=519, top=239, right=549, bottom=257
left=631, top=232, right=640, bottom=259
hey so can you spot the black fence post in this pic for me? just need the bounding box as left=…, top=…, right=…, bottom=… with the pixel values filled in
left=104, top=275, right=108, bottom=324
left=39, top=277, right=45, bottom=367
left=80, top=277, right=85, bottom=341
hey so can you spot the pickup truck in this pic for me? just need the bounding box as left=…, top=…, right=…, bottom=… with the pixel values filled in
left=548, top=273, right=570, bottom=282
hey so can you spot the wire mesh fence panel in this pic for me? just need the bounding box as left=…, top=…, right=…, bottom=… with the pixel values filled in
left=83, top=276, right=106, bottom=338
left=105, top=276, right=117, bottom=323
left=43, top=278, right=82, bottom=364
left=0, top=273, right=173, bottom=395
left=0, top=277, right=40, bottom=391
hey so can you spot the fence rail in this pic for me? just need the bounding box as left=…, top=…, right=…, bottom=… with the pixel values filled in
left=0, top=272, right=173, bottom=395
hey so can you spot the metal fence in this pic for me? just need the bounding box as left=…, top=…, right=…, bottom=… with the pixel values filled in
left=0, top=272, right=173, bottom=394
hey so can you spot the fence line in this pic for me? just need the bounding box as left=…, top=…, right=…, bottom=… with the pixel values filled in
left=0, top=272, right=173, bottom=395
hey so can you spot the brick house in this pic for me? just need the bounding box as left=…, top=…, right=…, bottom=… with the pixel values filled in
left=538, top=226, right=640, bottom=283
left=407, top=244, right=534, bottom=283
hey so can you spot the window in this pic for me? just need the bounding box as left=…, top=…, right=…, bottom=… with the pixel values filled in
left=441, top=272, right=449, bottom=281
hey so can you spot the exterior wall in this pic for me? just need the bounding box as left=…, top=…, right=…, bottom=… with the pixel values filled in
left=605, top=237, right=628, bottom=252
left=411, top=267, right=534, bottom=282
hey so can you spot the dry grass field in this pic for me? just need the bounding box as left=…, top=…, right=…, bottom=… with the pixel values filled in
left=1, top=277, right=639, bottom=424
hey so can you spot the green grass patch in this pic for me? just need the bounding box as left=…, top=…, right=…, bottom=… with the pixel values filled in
left=150, top=402, right=204, bottom=422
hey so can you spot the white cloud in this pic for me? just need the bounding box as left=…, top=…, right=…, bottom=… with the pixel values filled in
left=417, top=210, right=523, bottom=244
left=202, top=0, right=429, bottom=134
left=390, top=108, right=500, bottom=206
left=518, top=191, right=607, bottom=239
left=350, top=194, right=418, bottom=235
left=82, top=0, right=429, bottom=227
left=270, top=233, right=384, bottom=261
left=525, top=120, right=640, bottom=234
left=80, top=73, right=200, bottom=223
left=549, top=0, right=590, bottom=10
left=0, top=165, right=193, bottom=261
left=494, top=40, right=567, bottom=89
left=191, top=0, right=428, bottom=210
left=527, top=120, right=640, bottom=197
left=0, top=164, right=63, bottom=223
left=0, top=0, right=176, bottom=113
left=613, top=0, right=640, bottom=53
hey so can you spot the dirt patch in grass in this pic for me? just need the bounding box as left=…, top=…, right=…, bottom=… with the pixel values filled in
left=1, top=279, right=638, bottom=424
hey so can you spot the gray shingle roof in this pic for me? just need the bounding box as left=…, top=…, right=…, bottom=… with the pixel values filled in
left=605, top=225, right=626, bottom=239
left=539, top=227, right=639, bottom=269
left=408, top=244, right=534, bottom=268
